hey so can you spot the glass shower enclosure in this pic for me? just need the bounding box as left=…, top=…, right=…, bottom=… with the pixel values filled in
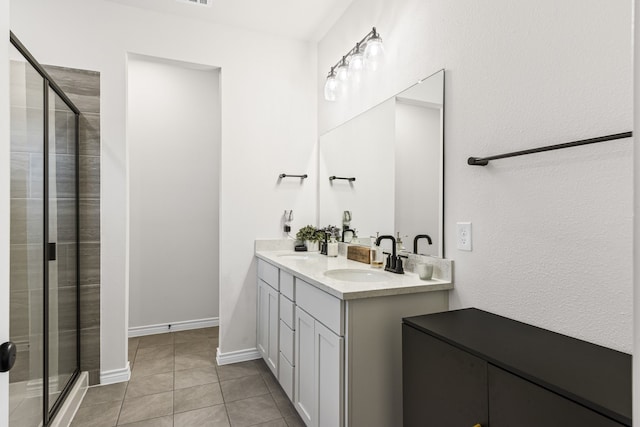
left=8, top=33, right=81, bottom=426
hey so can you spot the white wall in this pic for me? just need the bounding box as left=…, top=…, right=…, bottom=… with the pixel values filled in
left=11, top=0, right=317, bottom=374
left=1, top=2, right=12, bottom=425
left=319, top=0, right=634, bottom=352
left=128, top=56, right=220, bottom=330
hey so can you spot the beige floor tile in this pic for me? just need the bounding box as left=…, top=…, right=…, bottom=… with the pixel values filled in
left=225, top=395, right=282, bottom=427
left=175, top=350, right=216, bottom=370
left=174, top=382, right=224, bottom=413
left=216, top=360, right=260, bottom=381
left=174, top=338, right=218, bottom=356
left=125, top=372, right=173, bottom=399
left=137, top=333, right=173, bottom=349
left=284, top=414, right=306, bottom=427
left=71, top=400, right=122, bottom=427
left=271, top=388, right=297, bottom=418
left=135, top=344, right=174, bottom=361
left=128, top=337, right=139, bottom=352
left=117, top=415, right=173, bottom=427
left=256, top=419, right=288, bottom=427
left=81, top=383, right=127, bottom=407
left=174, top=404, right=230, bottom=427
left=261, top=371, right=280, bottom=394
left=117, top=391, right=173, bottom=425
left=220, top=374, right=269, bottom=403
left=130, top=354, right=174, bottom=379
left=175, top=366, right=219, bottom=389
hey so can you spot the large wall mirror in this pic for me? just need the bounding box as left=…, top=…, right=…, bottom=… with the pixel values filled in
left=319, top=69, right=444, bottom=257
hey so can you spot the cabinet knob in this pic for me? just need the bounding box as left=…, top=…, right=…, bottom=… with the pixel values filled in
left=472, top=425, right=482, bottom=427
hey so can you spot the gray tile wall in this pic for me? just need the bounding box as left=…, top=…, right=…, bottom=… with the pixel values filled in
left=44, top=65, right=101, bottom=385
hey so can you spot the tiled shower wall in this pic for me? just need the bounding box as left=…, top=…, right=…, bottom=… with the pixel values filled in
left=44, top=65, right=102, bottom=385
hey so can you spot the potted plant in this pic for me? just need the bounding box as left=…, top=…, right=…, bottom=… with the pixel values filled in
left=296, top=225, right=323, bottom=251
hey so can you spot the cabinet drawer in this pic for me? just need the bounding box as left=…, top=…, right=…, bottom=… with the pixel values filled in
left=296, top=279, right=343, bottom=336
left=280, top=294, right=295, bottom=328
left=258, top=259, right=279, bottom=290
left=280, top=271, right=294, bottom=300
left=279, top=353, right=295, bottom=401
left=280, top=320, right=295, bottom=364
left=488, top=365, right=627, bottom=427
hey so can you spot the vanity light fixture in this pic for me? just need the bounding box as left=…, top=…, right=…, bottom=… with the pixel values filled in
left=323, top=27, right=385, bottom=101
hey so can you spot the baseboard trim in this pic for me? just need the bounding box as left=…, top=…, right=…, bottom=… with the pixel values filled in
left=216, top=347, right=261, bottom=366
left=50, top=371, right=88, bottom=427
left=100, top=363, right=131, bottom=385
left=128, top=317, right=219, bottom=337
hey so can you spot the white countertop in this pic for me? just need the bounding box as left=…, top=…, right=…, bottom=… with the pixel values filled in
left=255, top=249, right=453, bottom=301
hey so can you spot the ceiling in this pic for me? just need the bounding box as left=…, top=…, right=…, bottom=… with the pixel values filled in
left=103, top=0, right=353, bottom=41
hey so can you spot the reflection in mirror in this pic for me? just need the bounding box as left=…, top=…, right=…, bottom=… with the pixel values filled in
left=319, top=69, right=444, bottom=257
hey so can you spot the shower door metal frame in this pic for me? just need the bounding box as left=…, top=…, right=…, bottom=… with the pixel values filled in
left=9, top=31, right=81, bottom=427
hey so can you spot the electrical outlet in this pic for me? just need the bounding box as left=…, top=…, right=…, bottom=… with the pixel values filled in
left=457, top=222, right=472, bottom=251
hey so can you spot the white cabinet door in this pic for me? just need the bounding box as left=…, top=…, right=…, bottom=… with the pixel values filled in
left=315, top=321, right=343, bottom=427
left=257, top=279, right=279, bottom=377
left=266, top=283, right=279, bottom=376
left=257, top=280, right=269, bottom=359
left=295, top=307, right=344, bottom=427
left=295, top=308, right=316, bottom=426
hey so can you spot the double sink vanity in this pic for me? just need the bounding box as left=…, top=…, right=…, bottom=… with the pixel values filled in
left=255, top=240, right=453, bottom=427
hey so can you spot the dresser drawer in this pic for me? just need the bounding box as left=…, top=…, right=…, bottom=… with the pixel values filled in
left=280, top=270, right=294, bottom=300
left=258, top=259, right=279, bottom=290
left=279, top=352, right=294, bottom=401
left=296, top=279, right=343, bottom=335
left=280, top=320, right=294, bottom=364
left=280, top=294, right=295, bottom=328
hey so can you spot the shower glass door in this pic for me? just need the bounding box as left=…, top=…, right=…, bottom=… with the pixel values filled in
left=47, top=87, right=79, bottom=410
left=9, top=34, right=80, bottom=427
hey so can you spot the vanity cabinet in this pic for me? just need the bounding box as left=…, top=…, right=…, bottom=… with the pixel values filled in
left=256, top=254, right=450, bottom=427
left=403, top=308, right=632, bottom=427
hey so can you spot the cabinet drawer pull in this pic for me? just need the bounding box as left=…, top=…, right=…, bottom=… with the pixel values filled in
left=472, top=424, right=482, bottom=427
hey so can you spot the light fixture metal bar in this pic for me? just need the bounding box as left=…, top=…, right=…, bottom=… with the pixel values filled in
left=329, top=27, right=378, bottom=71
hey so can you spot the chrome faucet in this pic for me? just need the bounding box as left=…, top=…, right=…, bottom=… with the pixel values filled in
left=413, top=234, right=433, bottom=254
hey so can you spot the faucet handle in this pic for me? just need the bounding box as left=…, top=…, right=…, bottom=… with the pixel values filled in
left=382, top=252, right=392, bottom=269
left=395, top=254, right=408, bottom=274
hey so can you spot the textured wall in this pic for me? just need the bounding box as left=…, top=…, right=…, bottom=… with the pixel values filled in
left=319, top=0, right=633, bottom=352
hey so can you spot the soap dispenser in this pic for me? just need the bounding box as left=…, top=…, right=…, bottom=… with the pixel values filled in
left=327, top=235, right=338, bottom=257
left=396, top=232, right=407, bottom=253
left=370, top=233, right=383, bottom=268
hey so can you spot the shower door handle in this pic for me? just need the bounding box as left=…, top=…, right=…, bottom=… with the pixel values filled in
left=48, top=242, right=56, bottom=261
left=0, top=341, right=17, bottom=372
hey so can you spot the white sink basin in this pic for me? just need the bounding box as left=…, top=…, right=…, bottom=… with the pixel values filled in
left=324, top=269, right=389, bottom=283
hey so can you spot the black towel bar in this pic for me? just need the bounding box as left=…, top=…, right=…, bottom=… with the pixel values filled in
left=467, top=131, right=632, bottom=166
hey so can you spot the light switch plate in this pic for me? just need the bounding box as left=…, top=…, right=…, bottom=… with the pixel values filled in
left=457, top=222, right=472, bottom=251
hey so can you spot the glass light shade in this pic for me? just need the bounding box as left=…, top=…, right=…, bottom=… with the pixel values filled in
left=349, top=51, right=365, bottom=74
left=364, top=35, right=385, bottom=71
left=336, top=62, right=349, bottom=82
left=324, top=74, right=339, bottom=101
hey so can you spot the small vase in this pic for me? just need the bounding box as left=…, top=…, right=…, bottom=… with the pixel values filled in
left=306, top=241, right=320, bottom=252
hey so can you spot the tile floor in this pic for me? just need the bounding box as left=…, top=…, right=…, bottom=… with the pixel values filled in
left=70, top=327, right=305, bottom=427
